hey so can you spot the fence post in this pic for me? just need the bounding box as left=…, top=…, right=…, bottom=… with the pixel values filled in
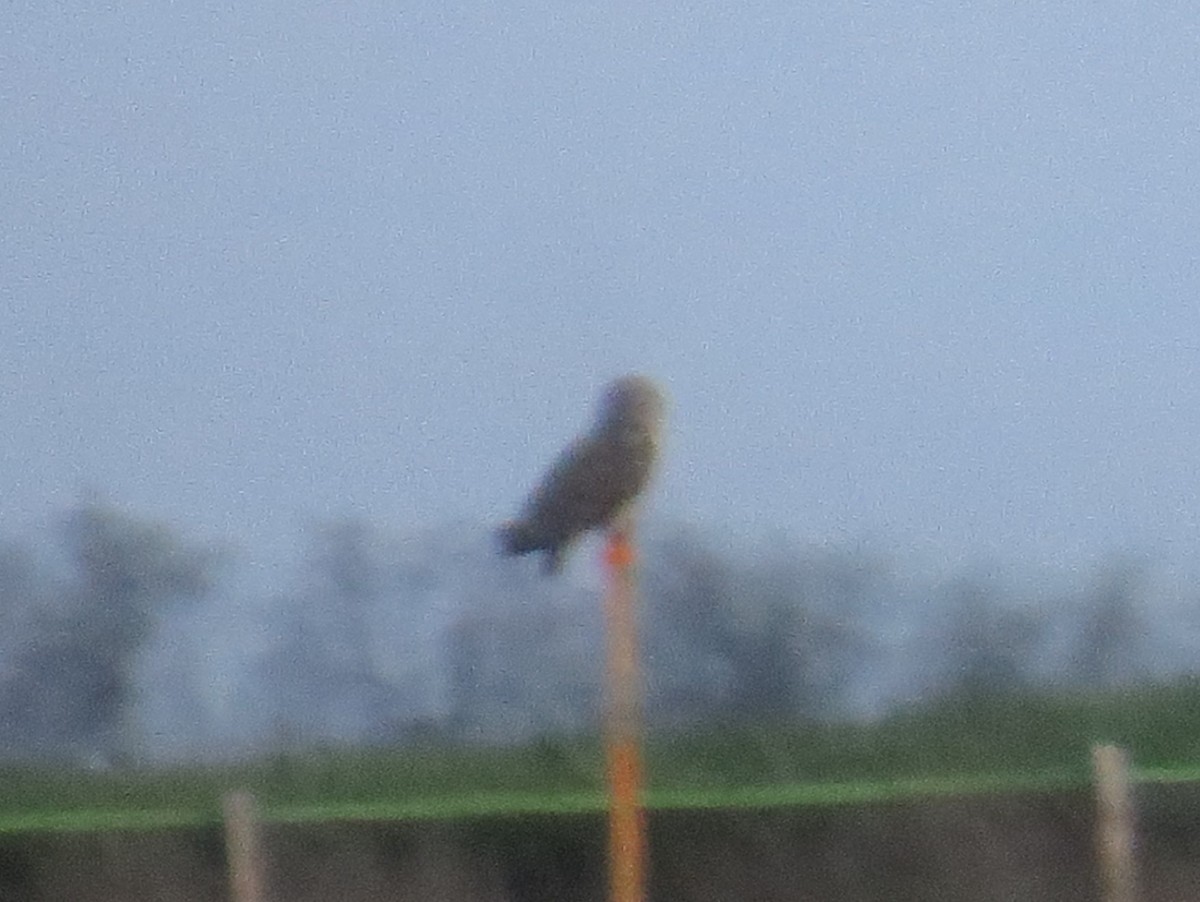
left=604, top=524, right=647, bottom=902
left=1092, top=744, right=1137, bottom=902
left=223, top=789, right=267, bottom=902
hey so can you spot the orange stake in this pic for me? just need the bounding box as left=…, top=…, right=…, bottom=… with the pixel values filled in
left=604, top=524, right=647, bottom=902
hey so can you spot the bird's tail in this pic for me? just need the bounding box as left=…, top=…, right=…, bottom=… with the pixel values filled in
left=497, top=520, right=565, bottom=574
left=497, top=519, right=541, bottom=556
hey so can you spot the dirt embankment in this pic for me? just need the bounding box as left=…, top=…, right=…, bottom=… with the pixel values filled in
left=3, top=787, right=1199, bottom=901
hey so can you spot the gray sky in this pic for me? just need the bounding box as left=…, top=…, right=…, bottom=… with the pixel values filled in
left=3, top=2, right=1198, bottom=575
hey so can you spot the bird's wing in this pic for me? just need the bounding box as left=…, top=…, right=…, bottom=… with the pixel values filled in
left=522, top=434, right=628, bottom=534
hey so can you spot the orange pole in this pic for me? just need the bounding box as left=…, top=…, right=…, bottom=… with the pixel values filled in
left=604, top=524, right=647, bottom=902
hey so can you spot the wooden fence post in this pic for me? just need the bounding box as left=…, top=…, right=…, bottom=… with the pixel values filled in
left=223, top=789, right=267, bottom=902
left=1092, top=744, right=1137, bottom=902
left=604, top=524, right=647, bottom=902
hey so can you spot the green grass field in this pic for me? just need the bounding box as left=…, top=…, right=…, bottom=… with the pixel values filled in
left=3, top=678, right=1200, bottom=834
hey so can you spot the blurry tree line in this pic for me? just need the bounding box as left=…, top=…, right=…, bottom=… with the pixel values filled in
left=0, top=501, right=1190, bottom=764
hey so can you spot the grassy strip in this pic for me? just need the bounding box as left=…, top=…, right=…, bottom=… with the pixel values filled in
left=4, top=679, right=1200, bottom=835
left=1132, top=763, right=1200, bottom=785
left=265, top=790, right=607, bottom=825
left=0, top=806, right=219, bottom=834
left=0, top=766, right=1102, bottom=834
left=263, top=769, right=1093, bottom=826
left=646, top=767, right=1090, bottom=812
left=15, top=759, right=1196, bottom=835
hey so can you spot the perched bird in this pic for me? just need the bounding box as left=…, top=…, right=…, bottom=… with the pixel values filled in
left=498, top=374, right=665, bottom=573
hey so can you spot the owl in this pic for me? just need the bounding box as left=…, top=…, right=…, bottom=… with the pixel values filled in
left=498, top=374, right=665, bottom=573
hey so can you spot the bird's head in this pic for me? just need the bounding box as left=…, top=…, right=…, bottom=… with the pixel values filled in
left=595, top=374, right=665, bottom=440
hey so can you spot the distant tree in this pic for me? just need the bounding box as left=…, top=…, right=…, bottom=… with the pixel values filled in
left=307, top=519, right=388, bottom=692
left=0, top=502, right=215, bottom=761
left=743, top=543, right=878, bottom=719
left=641, top=529, right=876, bottom=728
left=0, top=541, right=40, bottom=652
left=1064, top=559, right=1148, bottom=690
left=258, top=518, right=487, bottom=748
left=444, top=553, right=601, bottom=743
left=933, top=573, right=1046, bottom=699
left=639, top=529, right=752, bottom=726
left=259, top=519, right=400, bottom=746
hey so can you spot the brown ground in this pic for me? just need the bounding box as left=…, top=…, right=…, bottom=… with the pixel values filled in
left=2, top=786, right=1198, bottom=901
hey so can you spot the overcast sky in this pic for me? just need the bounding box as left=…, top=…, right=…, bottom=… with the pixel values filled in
left=3, top=3, right=1198, bottom=576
